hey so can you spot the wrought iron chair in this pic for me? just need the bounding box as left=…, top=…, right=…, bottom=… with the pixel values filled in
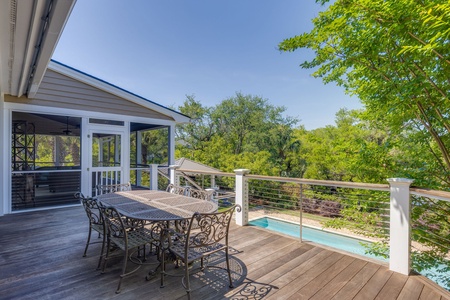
left=96, top=182, right=132, bottom=195
left=189, top=188, right=214, bottom=201
left=160, top=204, right=241, bottom=299
left=76, top=192, right=106, bottom=269
left=100, top=206, right=163, bottom=293
left=176, top=188, right=217, bottom=232
left=166, top=183, right=190, bottom=196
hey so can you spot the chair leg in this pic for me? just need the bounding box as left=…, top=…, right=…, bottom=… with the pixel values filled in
left=225, top=249, right=233, bottom=288
left=83, top=227, right=92, bottom=257
left=96, top=232, right=107, bottom=270
left=160, top=249, right=166, bottom=288
left=101, top=239, right=111, bottom=273
left=116, top=249, right=128, bottom=294
left=184, top=260, right=191, bottom=299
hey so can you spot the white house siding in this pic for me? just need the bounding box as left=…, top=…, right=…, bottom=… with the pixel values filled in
left=5, top=69, right=173, bottom=120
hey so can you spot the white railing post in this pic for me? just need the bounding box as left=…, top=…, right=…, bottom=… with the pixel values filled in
left=210, top=175, right=216, bottom=189
left=205, top=188, right=217, bottom=207
left=387, top=178, right=414, bottom=275
left=150, top=164, right=159, bottom=190
left=234, top=169, right=250, bottom=226
left=169, top=165, right=180, bottom=186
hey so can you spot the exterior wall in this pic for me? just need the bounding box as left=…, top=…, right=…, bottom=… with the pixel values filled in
left=1, top=65, right=182, bottom=215
left=3, top=101, right=178, bottom=214
left=5, top=69, right=173, bottom=120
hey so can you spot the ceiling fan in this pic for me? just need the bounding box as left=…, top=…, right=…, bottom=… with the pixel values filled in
left=50, top=116, right=75, bottom=136
left=62, top=116, right=72, bottom=135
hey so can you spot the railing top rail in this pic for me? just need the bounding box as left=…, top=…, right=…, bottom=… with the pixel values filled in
left=176, top=169, right=450, bottom=201
left=246, top=174, right=390, bottom=191
left=410, top=187, right=450, bottom=202
left=177, top=168, right=235, bottom=177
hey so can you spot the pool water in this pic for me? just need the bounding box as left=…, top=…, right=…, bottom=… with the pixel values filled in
left=249, top=217, right=385, bottom=261
left=249, top=217, right=449, bottom=290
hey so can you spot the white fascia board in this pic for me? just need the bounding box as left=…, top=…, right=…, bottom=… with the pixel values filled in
left=5, top=101, right=178, bottom=127
left=0, top=0, right=12, bottom=94
left=26, top=0, right=76, bottom=98
left=16, top=0, right=48, bottom=97
left=47, top=61, right=191, bottom=124
left=3, top=0, right=35, bottom=96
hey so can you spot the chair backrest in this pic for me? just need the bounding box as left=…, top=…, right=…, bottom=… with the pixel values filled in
left=189, top=189, right=213, bottom=201
left=166, top=183, right=190, bottom=196
left=185, top=204, right=240, bottom=249
left=77, top=193, right=103, bottom=226
left=100, top=206, right=127, bottom=241
left=96, top=182, right=131, bottom=195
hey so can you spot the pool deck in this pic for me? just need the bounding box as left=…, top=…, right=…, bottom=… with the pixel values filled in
left=0, top=206, right=449, bottom=299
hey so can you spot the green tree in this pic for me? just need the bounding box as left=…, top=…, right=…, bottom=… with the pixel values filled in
left=279, top=0, right=450, bottom=187
left=211, top=93, right=295, bottom=155
left=176, top=93, right=299, bottom=177
left=176, top=95, right=215, bottom=152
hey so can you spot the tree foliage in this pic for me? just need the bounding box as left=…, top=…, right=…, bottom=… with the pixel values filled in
left=176, top=93, right=298, bottom=176
left=279, top=0, right=450, bottom=186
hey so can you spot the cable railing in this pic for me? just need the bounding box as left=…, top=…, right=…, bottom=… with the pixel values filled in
left=247, top=180, right=390, bottom=243
left=171, top=168, right=236, bottom=207
left=410, top=193, right=450, bottom=289
left=170, top=167, right=450, bottom=290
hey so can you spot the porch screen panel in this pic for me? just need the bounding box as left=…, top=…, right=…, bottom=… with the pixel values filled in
left=11, top=112, right=81, bottom=211
left=130, top=125, right=169, bottom=189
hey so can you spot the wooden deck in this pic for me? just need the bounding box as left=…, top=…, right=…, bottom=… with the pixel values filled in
left=0, top=206, right=449, bottom=300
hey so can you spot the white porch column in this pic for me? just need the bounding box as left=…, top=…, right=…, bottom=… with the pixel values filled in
left=210, top=175, right=216, bottom=189
left=169, top=165, right=180, bottom=186
left=98, top=138, right=103, bottom=167
left=150, top=164, right=159, bottom=190
left=387, top=178, right=414, bottom=275
left=234, top=169, right=250, bottom=226
left=114, top=135, right=120, bottom=166
left=136, top=131, right=142, bottom=186
left=168, top=125, right=176, bottom=166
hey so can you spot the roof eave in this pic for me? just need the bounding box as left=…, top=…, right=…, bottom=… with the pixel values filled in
left=26, top=0, right=76, bottom=98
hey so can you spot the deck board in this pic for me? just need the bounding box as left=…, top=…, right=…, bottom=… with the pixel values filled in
left=309, top=258, right=368, bottom=299
left=375, top=272, right=409, bottom=300
left=290, top=255, right=357, bottom=299
left=353, top=267, right=395, bottom=299
left=0, top=206, right=449, bottom=300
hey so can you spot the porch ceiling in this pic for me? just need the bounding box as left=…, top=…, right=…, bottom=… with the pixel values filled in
left=0, top=0, right=75, bottom=98
left=13, top=112, right=81, bottom=136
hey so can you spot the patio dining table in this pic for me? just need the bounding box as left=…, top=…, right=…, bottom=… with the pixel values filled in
left=97, top=190, right=218, bottom=222
left=98, top=190, right=218, bottom=280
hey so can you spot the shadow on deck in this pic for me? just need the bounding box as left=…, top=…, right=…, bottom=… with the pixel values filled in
left=0, top=206, right=448, bottom=300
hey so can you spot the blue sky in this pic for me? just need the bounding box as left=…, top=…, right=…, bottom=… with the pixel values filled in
left=52, top=0, right=362, bottom=130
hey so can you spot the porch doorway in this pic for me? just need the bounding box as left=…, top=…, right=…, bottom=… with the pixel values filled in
left=89, top=130, right=125, bottom=196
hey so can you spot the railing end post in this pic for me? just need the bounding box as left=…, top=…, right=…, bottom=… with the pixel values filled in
left=169, top=165, right=181, bottom=185
left=234, top=169, right=250, bottom=226
left=387, top=177, right=414, bottom=275
left=150, top=164, right=159, bottom=190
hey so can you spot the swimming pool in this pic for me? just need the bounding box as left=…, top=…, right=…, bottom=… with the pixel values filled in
left=249, top=216, right=384, bottom=261
left=249, top=216, right=449, bottom=290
